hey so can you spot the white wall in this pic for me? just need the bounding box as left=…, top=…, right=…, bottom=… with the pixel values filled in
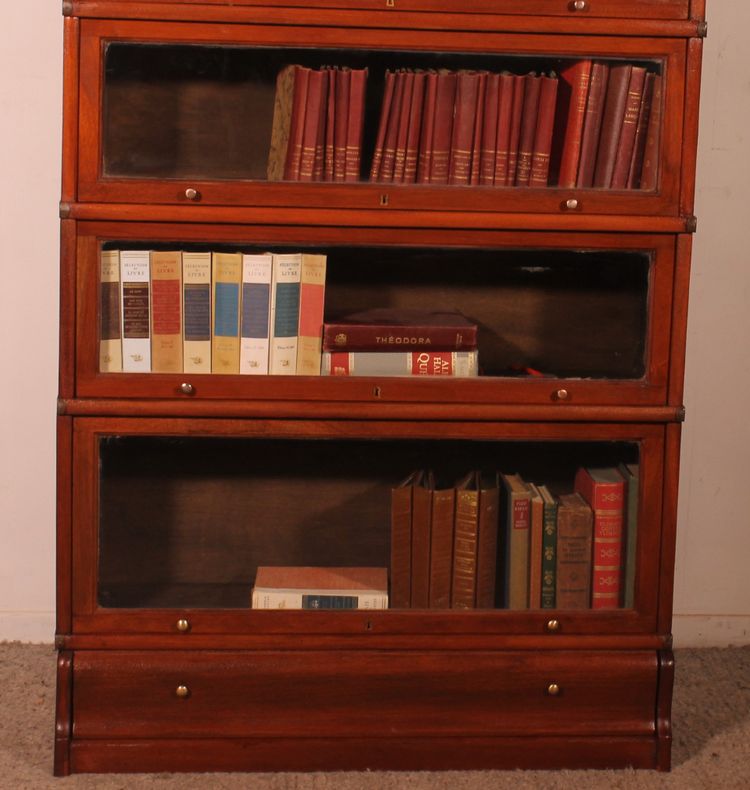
left=0, top=2, right=747, bottom=646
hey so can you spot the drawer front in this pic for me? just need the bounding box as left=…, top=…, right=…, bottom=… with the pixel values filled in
left=73, top=650, right=658, bottom=739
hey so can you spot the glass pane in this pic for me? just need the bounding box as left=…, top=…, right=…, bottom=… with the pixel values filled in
left=98, top=435, right=640, bottom=612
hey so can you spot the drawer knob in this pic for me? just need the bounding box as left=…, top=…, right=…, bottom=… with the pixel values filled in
left=546, top=619, right=560, bottom=633
left=554, top=388, right=569, bottom=401
left=176, top=618, right=190, bottom=633
left=570, top=0, right=587, bottom=10
left=547, top=683, right=562, bottom=696
left=175, top=685, right=190, bottom=699
left=185, top=187, right=200, bottom=201
left=180, top=382, right=195, bottom=396
left=564, top=198, right=580, bottom=211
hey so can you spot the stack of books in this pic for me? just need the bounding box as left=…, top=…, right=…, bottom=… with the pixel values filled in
left=320, top=308, right=479, bottom=377
left=100, top=249, right=327, bottom=376
left=267, top=64, right=369, bottom=183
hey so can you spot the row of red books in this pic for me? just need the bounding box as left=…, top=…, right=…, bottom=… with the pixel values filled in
left=268, top=64, right=368, bottom=183
left=390, top=464, right=638, bottom=611
left=371, top=68, right=560, bottom=187
left=555, top=60, right=663, bottom=190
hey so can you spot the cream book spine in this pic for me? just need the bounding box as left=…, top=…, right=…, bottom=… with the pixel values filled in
left=99, top=249, right=122, bottom=373
left=240, top=252, right=273, bottom=375
left=252, top=589, right=388, bottom=610
left=211, top=252, right=242, bottom=374
left=269, top=252, right=302, bottom=375
left=150, top=250, right=183, bottom=373
left=296, top=253, right=327, bottom=376
left=182, top=252, right=212, bottom=374
left=119, top=250, right=151, bottom=373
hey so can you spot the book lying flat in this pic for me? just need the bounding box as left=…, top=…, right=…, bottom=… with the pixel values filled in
left=251, top=566, right=388, bottom=610
left=322, top=350, right=478, bottom=377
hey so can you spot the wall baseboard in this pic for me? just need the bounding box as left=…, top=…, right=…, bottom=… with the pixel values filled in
left=673, top=614, right=750, bottom=647
left=0, top=612, right=55, bottom=644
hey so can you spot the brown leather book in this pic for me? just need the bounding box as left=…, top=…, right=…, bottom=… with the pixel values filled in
left=324, top=67, right=336, bottom=182
left=576, top=61, right=609, bottom=188
left=429, top=70, right=458, bottom=184
left=639, top=73, right=663, bottom=191
left=369, top=69, right=396, bottom=182
left=267, top=64, right=296, bottom=181
left=283, top=65, right=311, bottom=181
left=390, top=470, right=422, bottom=609
left=429, top=476, right=455, bottom=609
left=298, top=68, right=326, bottom=182
left=626, top=71, right=656, bottom=189
left=410, top=470, right=433, bottom=609
left=479, top=72, right=500, bottom=186
left=393, top=70, right=415, bottom=183
left=379, top=70, right=406, bottom=183
left=416, top=70, right=438, bottom=184
left=556, top=492, right=593, bottom=610
left=449, top=70, right=481, bottom=186
left=493, top=72, right=515, bottom=186
left=505, top=74, right=527, bottom=187
left=611, top=66, right=647, bottom=189
left=451, top=472, right=479, bottom=609
left=403, top=70, right=426, bottom=184
left=500, top=472, right=531, bottom=610
left=344, top=67, right=367, bottom=183
left=529, top=73, right=559, bottom=188
left=552, top=59, right=592, bottom=188
left=515, top=73, right=542, bottom=186
left=333, top=66, right=350, bottom=182
left=475, top=472, right=500, bottom=609
left=469, top=71, right=487, bottom=185
left=593, top=63, right=633, bottom=188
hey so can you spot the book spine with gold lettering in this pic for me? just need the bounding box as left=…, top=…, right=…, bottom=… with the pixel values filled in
left=119, top=250, right=151, bottom=373
left=611, top=66, right=648, bottom=189
left=529, top=74, right=559, bottom=188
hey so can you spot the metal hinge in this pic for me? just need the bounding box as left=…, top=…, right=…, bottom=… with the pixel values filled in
left=62, top=1, right=73, bottom=16
left=696, top=21, right=708, bottom=38
left=59, top=202, right=72, bottom=219
left=677, top=406, right=686, bottom=422
left=684, top=215, right=698, bottom=233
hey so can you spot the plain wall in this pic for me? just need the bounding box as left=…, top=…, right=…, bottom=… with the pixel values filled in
left=0, top=1, right=747, bottom=645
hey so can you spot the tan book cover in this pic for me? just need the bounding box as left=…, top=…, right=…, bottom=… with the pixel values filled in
left=182, top=251, right=211, bottom=374
left=501, top=472, right=531, bottom=610
left=99, top=249, right=122, bottom=373
left=266, top=64, right=296, bottom=181
left=211, top=252, right=242, bottom=374
left=150, top=251, right=183, bottom=373
left=452, top=472, right=479, bottom=609
left=556, top=492, right=594, bottom=610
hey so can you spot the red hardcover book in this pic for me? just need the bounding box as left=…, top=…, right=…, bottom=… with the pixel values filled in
left=429, top=70, right=458, bottom=184
left=324, top=67, right=336, bottom=182
left=611, top=66, right=647, bottom=189
left=344, top=67, right=368, bottom=183
left=403, top=71, right=426, bottom=184
left=515, top=73, right=542, bottom=187
left=493, top=72, right=515, bottom=186
left=574, top=466, right=626, bottom=609
left=529, top=74, right=559, bottom=188
left=298, top=68, right=326, bottom=182
left=449, top=70, right=481, bottom=186
left=639, top=73, right=663, bottom=191
left=369, top=69, right=396, bottom=182
left=469, top=71, right=487, bottom=186
left=379, top=70, right=406, bottom=183
left=505, top=74, right=527, bottom=187
left=333, top=66, right=350, bottom=182
left=322, top=308, right=478, bottom=351
left=393, top=70, right=415, bottom=183
left=555, top=492, right=593, bottom=610
left=416, top=70, right=438, bottom=184
left=283, top=65, right=311, bottom=181
left=593, top=63, right=633, bottom=188
left=552, top=59, right=592, bottom=188
left=576, top=61, right=609, bottom=188
left=479, top=72, right=500, bottom=186
left=627, top=71, right=656, bottom=189
left=312, top=69, right=329, bottom=182
left=429, top=476, right=456, bottom=609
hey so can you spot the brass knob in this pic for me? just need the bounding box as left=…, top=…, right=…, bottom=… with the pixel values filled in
left=175, top=685, right=190, bottom=699
left=555, top=388, right=569, bottom=401
left=565, top=198, right=579, bottom=211
left=180, top=382, right=195, bottom=396
left=176, top=619, right=190, bottom=633
left=570, top=0, right=587, bottom=10
left=547, top=683, right=561, bottom=696
left=546, top=619, right=560, bottom=633
left=185, top=187, right=200, bottom=201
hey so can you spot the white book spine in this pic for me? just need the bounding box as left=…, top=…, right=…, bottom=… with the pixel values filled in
left=252, top=590, right=388, bottom=609
left=182, top=252, right=212, bottom=374
left=99, top=249, right=122, bottom=373
left=269, top=253, right=302, bottom=375
left=240, top=253, right=273, bottom=374
left=119, top=250, right=151, bottom=373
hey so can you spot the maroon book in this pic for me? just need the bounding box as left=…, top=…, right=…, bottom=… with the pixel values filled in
left=529, top=74, right=559, bottom=188
left=611, top=66, right=647, bottom=189
left=369, top=69, right=396, bottom=182
left=493, top=72, right=514, bottom=186
left=333, top=66, right=350, bottom=182
left=469, top=71, right=488, bottom=186
left=283, top=65, right=311, bottom=181
left=505, top=74, right=527, bottom=187
left=312, top=69, right=329, bottom=182
left=393, top=70, right=415, bottom=183
left=593, top=63, right=633, bottom=188
left=404, top=71, right=426, bottom=184
left=479, top=72, right=500, bottom=186
left=515, top=73, right=542, bottom=187
left=429, top=70, right=458, bottom=184
left=552, top=59, right=592, bottom=188
left=639, top=73, right=663, bottom=191
left=576, top=61, right=609, bottom=188
left=344, top=67, right=367, bottom=183
left=379, top=70, right=406, bottom=183
left=416, top=70, right=438, bottom=184
left=324, top=67, right=337, bottom=182
left=627, top=71, right=656, bottom=189
left=449, top=70, right=481, bottom=186
left=322, top=308, right=478, bottom=352
left=298, top=68, right=326, bottom=182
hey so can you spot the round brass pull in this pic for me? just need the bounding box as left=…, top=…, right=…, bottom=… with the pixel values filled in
left=564, top=198, right=580, bottom=211
left=547, top=683, right=561, bottom=696
left=570, top=0, right=588, bottom=11
left=554, top=388, right=569, bottom=402
left=175, top=685, right=190, bottom=699
left=176, top=619, right=190, bottom=633
left=180, top=382, right=195, bottom=396
left=546, top=619, right=560, bottom=633
left=185, top=187, right=200, bottom=201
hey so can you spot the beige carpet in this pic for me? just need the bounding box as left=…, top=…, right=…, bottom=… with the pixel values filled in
left=2, top=642, right=749, bottom=788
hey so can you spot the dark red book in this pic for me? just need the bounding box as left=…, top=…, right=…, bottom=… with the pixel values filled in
left=493, top=72, right=515, bottom=186
left=506, top=74, right=527, bottom=187
left=344, top=67, right=367, bottom=183
left=449, top=70, right=481, bottom=186
left=552, top=59, right=592, bottom=188
left=529, top=74, right=559, bottom=188
left=469, top=71, right=487, bottom=186
left=283, top=65, right=311, bottom=181
left=593, top=63, right=633, bottom=188
left=333, top=66, right=350, bottom=182
left=324, top=67, right=337, bottom=182
left=479, top=72, right=500, bottom=186
left=576, top=61, right=609, bottom=188
left=403, top=71, right=426, bottom=184
left=611, top=66, right=647, bottom=189
left=410, top=472, right=433, bottom=609
left=515, top=73, right=542, bottom=186
left=390, top=470, right=423, bottom=609
left=627, top=71, right=656, bottom=189
left=416, top=70, right=438, bottom=184
left=322, top=308, right=478, bottom=352
left=298, top=68, right=326, bottom=182
left=312, top=69, right=329, bottom=182
left=393, top=70, right=415, bottom=183
left=369, top=69, right=396, bottom=182
left=639, top=73, right=663, bottom=191
left=379, top=70, right=406, bottom=183
left=429, top=70, right=458, bottom=184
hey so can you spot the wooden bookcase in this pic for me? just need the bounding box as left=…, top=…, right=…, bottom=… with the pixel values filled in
left=55, top=0, right=705, bottom=774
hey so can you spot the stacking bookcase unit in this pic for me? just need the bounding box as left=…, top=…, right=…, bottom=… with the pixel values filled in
left=56, top=0, right=706, bottom=775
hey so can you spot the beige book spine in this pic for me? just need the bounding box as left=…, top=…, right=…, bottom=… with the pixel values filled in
left=99, top=249, right=122, bottom=373
left=182, top=252, right=212, bottom=374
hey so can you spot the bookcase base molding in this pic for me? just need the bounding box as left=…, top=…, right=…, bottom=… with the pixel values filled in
left=55, top=648, right=674, bottom=774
